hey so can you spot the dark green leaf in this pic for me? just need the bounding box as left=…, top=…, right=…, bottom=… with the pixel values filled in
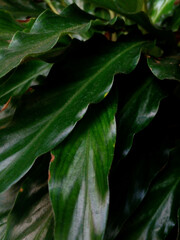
left=147, top=0, right=176, bottom=25
left=105, top=95, right=173, bottom=240
left=0, top=10, right=23, bottom=49
left=0, top=60, right=53, bottom=109
left=0, top=184, right=20, bottom=239
left=4, top=154, right=54, bottom=240
left=0, top=4, right=96, bottom=78
left=118, top=147, right=180, bottom=240
left=0, top=37, right=145, bottom=193
left=0, top=0, right=46, bottom=18
left=172, top=5, right=180, bottom=30
left=49, top=93, right=117, bottom=240
left=117, top=76, right=166, bottom=159
left=84, top=0, right=174, bottom=42
left=148, top=55, right=180, bottom=81
left=84, top=0, right=143, bottom=13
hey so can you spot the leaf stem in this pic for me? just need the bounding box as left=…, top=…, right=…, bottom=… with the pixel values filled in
left=45, top=0, right=59, bottom=14
left=109, top=10, right=117, bottom=42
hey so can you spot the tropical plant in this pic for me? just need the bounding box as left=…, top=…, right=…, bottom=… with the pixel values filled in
left=0, top=0, right=180, bottom=239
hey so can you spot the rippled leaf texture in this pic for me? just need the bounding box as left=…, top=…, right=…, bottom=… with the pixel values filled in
left=0, top=4, right=96, bottom=78
left=4, top=154, right=54, bottom=240
left=0, top=60, right=52, bottom=110
left=84, top=0, right=173, bottom=42
left=117, top=76, right=166, bottom=159
left=148, top=55, right=180, bottom=81
left=118, top=147, right=180, bottom=240
left=0, top=10, right=23, bottom=49
left=49, top=93, right=117, bottom=240
left=105, top=90, right=173, bottom=240
left=0, top=37, right=145, bottom=193
left=0, top=0, right=46, bottom=18
left=147, top=0, right=175, bottom=25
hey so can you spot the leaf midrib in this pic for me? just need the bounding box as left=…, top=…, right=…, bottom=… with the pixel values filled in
left=152, top=0, right=173, bottom=23
left=23, top=41, right=144, bottom=152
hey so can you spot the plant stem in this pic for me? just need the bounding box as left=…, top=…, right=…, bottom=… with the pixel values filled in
left=45, top=0, right=59, bottom=14
left=142, top=0, right=148, bottom=13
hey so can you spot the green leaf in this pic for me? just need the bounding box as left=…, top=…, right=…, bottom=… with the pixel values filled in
left=0, top=37, right=146, bottom=193
left=0, top=10, right=23, bottom=49
left=0, top=60, right=53, bottom=109
left=49, top=92, right=117, bottom=240
left=117, top=76, right=166, bottom=159
left=0, top=0, right=46, bottom=18
left=0, top=184, right=20, bottom=239
left=84, top=0, right=144, bottom=13
left=84, top=0, right=174, bottom=42
left=0, top=4, right=96, bottom=78
left=105, top=94, right=171, bottom=240
left=147, top=0, right=176, bottom=25
left=118, top=147, right=180, bottom=240
left=4, top=154, right=54, bottom=240
left=0, top=10, right=23, bottom=37
left=148, top=55, right=180, bottom=81
left=172, top=5, right=180, bottom=31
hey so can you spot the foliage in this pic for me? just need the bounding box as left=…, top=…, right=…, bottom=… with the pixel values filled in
left=0, top=0, right=180, bottom=239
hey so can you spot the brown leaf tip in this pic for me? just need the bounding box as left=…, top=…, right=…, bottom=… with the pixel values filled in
left=0, top=97, right=12, bottom=112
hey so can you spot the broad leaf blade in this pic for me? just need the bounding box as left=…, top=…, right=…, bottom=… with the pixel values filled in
left=0, top=10, right=23, bottom=49
left=0, top=37, right=145, bottom=193
left=4, top=154, right=54, bottom=240
left=49, top=93, right=117, bottom=240
left=117, top=76, right=166, bottom=159
left=0, top=60, right=52, bottom=109
left=105, top=91, right=173, bottom=240
left=118, top=147, right=180, bottom=240
left=148, top=55, right=180, bottom=81
left=0, top=4, right=95, bottom=78
left=147, top=0, right=176, bottom=25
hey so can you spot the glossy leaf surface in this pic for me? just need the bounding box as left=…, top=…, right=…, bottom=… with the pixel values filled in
left=148, top=55, right=180, bottom=81
left=0, top=4, right=95, bottom=78
left=118, top=147, right=180, bottom=240
left=147, top=0, right=175, bottom=24
left=105, top=93, right=174, bottom=240
left=0, top=10, right=23, bottom=49
left=117, top=76, right=166, bottom=159
left=0, top=60, right=52, bottom=109
left=0, top=184, right=20, bottom=239
left=4, top=154, right=54, bottom=240
left=0, top=37, right=145, bottom=193
left=49, top=93, right=117, bottom=240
